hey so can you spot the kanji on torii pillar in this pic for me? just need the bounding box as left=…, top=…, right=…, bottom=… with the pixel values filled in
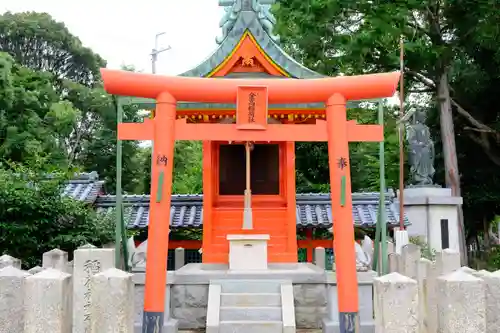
left=100, top=68, right=400, bottom=333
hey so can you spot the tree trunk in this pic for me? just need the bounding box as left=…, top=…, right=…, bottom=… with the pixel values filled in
left=437, top=71, right=468, bottom=264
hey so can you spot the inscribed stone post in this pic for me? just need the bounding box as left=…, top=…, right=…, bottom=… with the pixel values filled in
left=416, top=258, right=431, bottom=333
left=373, top=272, right=418, bottom=333
left=42, top=248, right=69, bottom=272
left=24, top=269, right=72, bottom=333
left=424, top=261, right=439, bottom=333
left=0, top=266, right=30, bottom=333
left=387, top=241, right=395, bottom=254
left=483, top=271, right=500, bottom=333
left=73, top=244, right=115, bottom=333
left=314, top=247, right=326, bottom=269
left=402, top=243, right=421, bottom=279
left=435, top=249, right=460, bottom=274
left=0, top=254, right=21, bottom=269
left=90, top=268, right=134, bottom=333
left=437, top=270, right=486, bottom=333
left=425, top=248, right=461, bottom=333
left=388, top=252, right=401, bottom=273
left=175, top=247, right=185, bottom=270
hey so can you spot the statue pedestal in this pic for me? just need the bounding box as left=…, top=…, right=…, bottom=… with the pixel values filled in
left=399, top=187, right=462, bottom=252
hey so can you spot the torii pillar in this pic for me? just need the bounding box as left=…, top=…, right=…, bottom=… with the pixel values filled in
left=141, top=92, right=177, bottom=332
left=327, top=94, right=359, bottom=331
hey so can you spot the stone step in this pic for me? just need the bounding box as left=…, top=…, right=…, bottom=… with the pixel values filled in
left=219, top=320, right=283, bottom=333
left=219, top=280, right=282, bottom=293
left=220, top=292, right=282, bottom=307
left=220, top=306, right=282, bottom=321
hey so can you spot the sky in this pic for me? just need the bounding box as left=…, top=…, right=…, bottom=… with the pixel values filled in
left=0, top=1, right=401, bottom=105
left=0, top=0, right=225, bottom=75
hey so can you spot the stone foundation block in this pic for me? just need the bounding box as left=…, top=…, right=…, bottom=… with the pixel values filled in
left=24, top=268, right=72, bottom=333
left=374, top=272, right=418, bottom=333
left=0, top=266, right=30, bottom=333
left=91, top=268, right=134, bottom=332
left=437, top=270, right=486, bottom=333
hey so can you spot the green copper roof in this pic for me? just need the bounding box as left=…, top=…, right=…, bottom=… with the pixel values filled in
left=179, top=0, right=323, bottom=79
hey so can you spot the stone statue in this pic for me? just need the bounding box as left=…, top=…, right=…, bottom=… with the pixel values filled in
left=130, top=239, right=148, bottom=268
left=328, top=227, right=373, bottom=271
left=216, top=0, right=280, bottom=44
left=406, top=108, right=435, bottom=186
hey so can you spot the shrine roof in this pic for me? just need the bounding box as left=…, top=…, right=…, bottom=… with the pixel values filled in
left=93, top=192, right=410, bottom=229
left=61, top=173, right=410, bottom=228
left=61, top=172, right=104, bottom=203
left=178, top=1, right=323, bottom=79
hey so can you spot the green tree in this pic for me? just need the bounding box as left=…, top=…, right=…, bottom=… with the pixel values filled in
left=72, top=91, right=145, bottom=194
left=0, top=162, right=114, bottom=268
left=295, top=105, right=401, bottom=193
left=273, top=0, right=500, bottom=256
left=139, top=141, right=203, bottom=195
left=0, top=11, right=106, bottom=87
left=0, top=52, right=74, bottom=166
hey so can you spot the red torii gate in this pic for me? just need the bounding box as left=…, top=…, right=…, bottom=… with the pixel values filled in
left=100, top=68, right=400, bottom=333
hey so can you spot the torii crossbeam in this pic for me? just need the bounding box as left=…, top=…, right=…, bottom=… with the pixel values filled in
left=101, top=68, right=400, bottom=333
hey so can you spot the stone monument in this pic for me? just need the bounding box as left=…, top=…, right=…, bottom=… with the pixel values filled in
left=401, top=108, right=463, bottom=253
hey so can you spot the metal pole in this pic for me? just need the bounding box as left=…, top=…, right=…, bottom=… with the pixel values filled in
left=115, top=97, right=124, bottom=268
left=151, top=32, right=171, bottom=74
left=379, top=101, right=388, bottom=274
left=372, top=100, right=388, bottom=275
left=398, top=35, right=405, bottom=230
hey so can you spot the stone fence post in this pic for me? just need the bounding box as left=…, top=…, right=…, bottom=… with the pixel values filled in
left=73, top=244, right=115, bottom=333
left=24, top=269, right=72, bottom=333
left=314, top=247, right=326, bottom=269
left=91, top=268, right=134, bottom=332
left=437, top=270, right=486, bottom=333
left=388, top=252, right=401, bottom=273
left=401, top=244, right=420, bottom=279
left=0, top=265, right=30, bottom=333
left=374, top=272, right=418, bottom=333
left=0, top=254, right=21, bottom=269
left=425, top=249, right=461, bottom=333
left=175, top=247, right=185, bottom=270
left=42, top=248, right=69, bottom=272
left=481, top=270, right=500, bottom=333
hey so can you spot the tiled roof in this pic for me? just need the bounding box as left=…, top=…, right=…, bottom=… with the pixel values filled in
left=179, top=5, right=323, bottom=79
left=94, top=192, right=409, bottom=229
left=61, top=172, right=104, bottom=203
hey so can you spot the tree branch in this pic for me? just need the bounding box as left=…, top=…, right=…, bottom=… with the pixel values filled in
left=466, top=132, right=500, bottom=166
left=463, top=127, right=496, bottom=134
left=408, top=88, right=434, bottom=93
left=450, top=98, right=493, bottom=131
left=406, top=70, right=436, bottom=89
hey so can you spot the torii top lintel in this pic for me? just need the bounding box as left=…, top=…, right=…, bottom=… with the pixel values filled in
left=100, top=69, right=400, bottom=104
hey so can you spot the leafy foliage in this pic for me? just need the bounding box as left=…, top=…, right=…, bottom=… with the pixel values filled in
left=273, top=0, right=500, bottom=244
left=140, top=141, right=203, bottom=195
left=296, top=104, right=401, bottom=193
left=0, top=11, right=106, bottom=87
left=0, top=163, right=114, bottom=268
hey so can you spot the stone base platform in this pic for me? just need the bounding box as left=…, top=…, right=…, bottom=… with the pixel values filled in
left=132, top=263, right=376, bottom=333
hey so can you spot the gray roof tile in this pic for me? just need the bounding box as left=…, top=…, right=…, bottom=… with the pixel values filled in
left=61, top=172, right=104, bottom=203
left=95, top=192, right=409, bottom=229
